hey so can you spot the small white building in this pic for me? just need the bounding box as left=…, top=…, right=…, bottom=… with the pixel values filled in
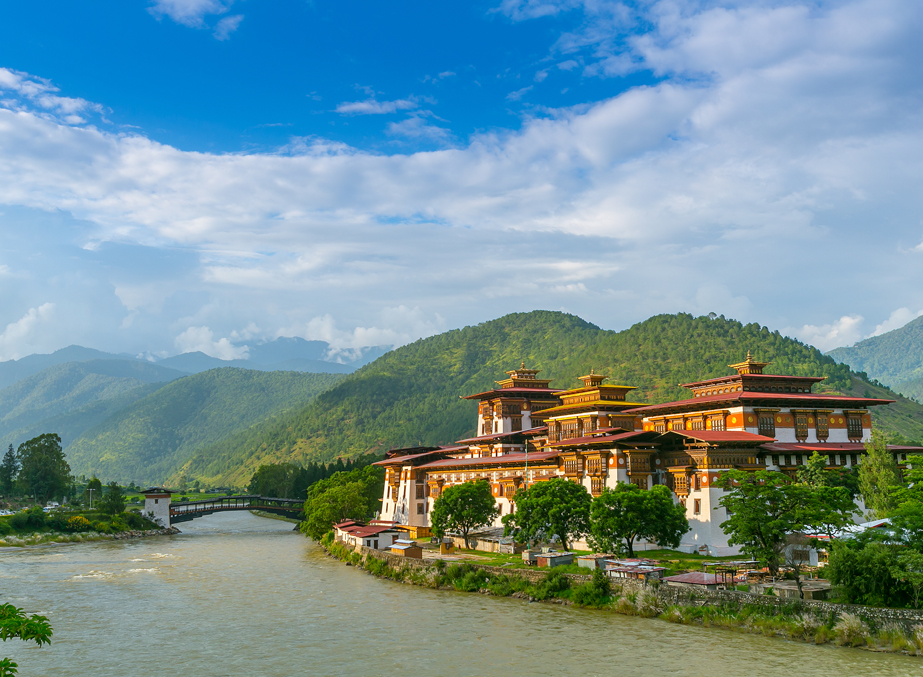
left=142, top=487, right=173, bottom=527
left=333, top=520, right=401, bottom=550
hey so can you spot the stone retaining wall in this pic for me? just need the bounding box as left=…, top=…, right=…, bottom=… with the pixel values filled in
left=348, top=544, right=923, bottom=629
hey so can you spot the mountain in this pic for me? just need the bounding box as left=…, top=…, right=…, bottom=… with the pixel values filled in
left=828, top=315, right=923, bottom=399
left=154, top=351, right=355, bottom=374
left=168, top=311, right=923, bottom=488
left=66, top=368, right=346, bottom=484
left=0, top=360, right=187, bottom=449
left=0, top=345, right=138, bottom=390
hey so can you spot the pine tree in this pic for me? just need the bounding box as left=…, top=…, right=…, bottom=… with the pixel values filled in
left=0, top=444, right=19, bottom=495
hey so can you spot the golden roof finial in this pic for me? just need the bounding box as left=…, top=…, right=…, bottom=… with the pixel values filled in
left=729, top=351, right=770, bottom=375
left=521, top=361, right=526, bottom=369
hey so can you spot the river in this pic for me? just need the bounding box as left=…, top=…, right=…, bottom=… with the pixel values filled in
left=1, top=511, right=919, bottom=676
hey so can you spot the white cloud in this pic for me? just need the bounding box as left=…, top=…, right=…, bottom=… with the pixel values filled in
left=281, top=306, right=445, bottom=353
left=0, top=303, right=55, bottom=361
left=534, top=70, right=549, bottom=82
left=386, top=115, right=452, bottom=143
left=0, top=67, right=102, bottom=124
left=336, top=98, right=418, bottom=115
left=785, top=315, right=865, bottom=352
left=915, top=237, right=923, bottom=252
left=148, top=0, right=230, bottom=27
left=870, top=307, right=923, bottom=337
left=213, top=14, right=243, bottom=40
left=2, top=1, right=923, bottom=356
left=506, top=86, right=533, bottom=101
left=174, top=326, right=249, bottom=360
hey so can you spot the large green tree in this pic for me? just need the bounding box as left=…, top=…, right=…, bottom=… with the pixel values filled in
left=718, top=469, right=854, bottom=575
left=16, top=434, right=70, bottom=504
left=859, top=429, right=902, bottom=517
left=98, top=482, right=126, bottom=516
left=84, top=476, right=103, bottom=509
left=588, top=484, right=689, bottom=557
left=502, top=478, right=591, bottom=550
left=431, top=480, right=499, bottom=549
left=300, top=465, right=384, bottom=541
left=0, top=446, right=18, bottom=496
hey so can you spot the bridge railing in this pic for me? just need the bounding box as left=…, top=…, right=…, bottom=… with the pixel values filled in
left=169, top=495, right=303, bottom=515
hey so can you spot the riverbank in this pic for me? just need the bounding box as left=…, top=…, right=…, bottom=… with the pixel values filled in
left=249, top=510, right=300, bottom=524
left=0, top=526, right=180, bottom=548
left=322, top=536, right=923, bottom=657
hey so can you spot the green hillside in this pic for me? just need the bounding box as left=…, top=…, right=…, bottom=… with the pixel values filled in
left=172, top=312, right=923, bottom=488
left=828, top=315, right=923, bottom=397
left=66, top=368, right=346, bottom=484
left=0, top=359, right=185, bottom=448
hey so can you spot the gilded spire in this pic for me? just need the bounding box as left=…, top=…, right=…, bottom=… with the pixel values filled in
left=729, top=351, right=770, bottom=375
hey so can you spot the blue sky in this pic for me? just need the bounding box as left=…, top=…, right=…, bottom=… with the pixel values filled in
left=1, top=0, right=923, bottom=362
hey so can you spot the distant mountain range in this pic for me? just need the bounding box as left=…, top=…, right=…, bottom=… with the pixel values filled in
left=828, top=315, right=923, bottom=401
left=0, top=338, right=390, bottom=469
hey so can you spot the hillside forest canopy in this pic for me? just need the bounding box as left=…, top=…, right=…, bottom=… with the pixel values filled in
left=172, top=311, right=923, bottom=487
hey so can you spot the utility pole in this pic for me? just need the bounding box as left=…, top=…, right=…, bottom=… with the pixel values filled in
left=88, top=488, right=94, bottom=511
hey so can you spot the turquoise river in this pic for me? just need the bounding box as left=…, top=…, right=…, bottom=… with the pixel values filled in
left=2, top=512, right=920, bottom=676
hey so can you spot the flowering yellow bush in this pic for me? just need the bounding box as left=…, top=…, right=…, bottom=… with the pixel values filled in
left=65, top=516, right=92, bottom=532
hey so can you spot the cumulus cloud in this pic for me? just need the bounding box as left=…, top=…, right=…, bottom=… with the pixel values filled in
left=336, top=98, right=418, bottom=115
left=174, top=326, right=249, bottom=360
left=871, top=307, right=923, bottom=337
left=0, top=303, right=55, bottom=361
left=386, top=115, right=453, bottom=143
left=785, top=315, right=866, bottom=352
left=2, top=0, right=923, bottom=355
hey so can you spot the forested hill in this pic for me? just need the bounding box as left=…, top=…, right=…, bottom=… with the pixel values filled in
left=66, top=368, right=345, bottom=484
left=173, top=311, right=923, bottom=488
left=828, top=315, right=923, bottom=401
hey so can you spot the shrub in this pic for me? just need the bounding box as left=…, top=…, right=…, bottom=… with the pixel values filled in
left=795, top=613, right=822, bottom=640
left=833, top=613, right=870, bottom=647
left=571, top=570, right=611, bottom=608
left=91, top=521, right=110, bottom=534
left=0, top=519, right=10, bottom=535
left=532, top=570, right=571, bottom=600
left=9, top=512, right=29, bottom=531
left=455, top=569, right=489, bottom=593
left=635, top=592, right=662, bottom=618
left=65, top=516, right=92, bottom=532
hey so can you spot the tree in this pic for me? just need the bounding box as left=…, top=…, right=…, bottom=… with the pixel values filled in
left=718, top=469, right=854, bottom=576
left=588, top=484, right=689, bottom=557
left=430, top=480, right=499, bottom=549
left=1, top=603, right=53, bottom=677
left=16, top=434, right=70, bottom=504
left=98, top=482, right=126, bottom=516
left=859, top=429, right=901, bottom=517
left=502, top=478, right=591, bottom=550
left=797, top=451, right=830, bottom=487
left=891, top=550, right=923, bottom=609
left=0, top=446, right=18, bottom=496
left=85, top=476, right=103, bottom=508
left=300, top=465, right=384, bottom=541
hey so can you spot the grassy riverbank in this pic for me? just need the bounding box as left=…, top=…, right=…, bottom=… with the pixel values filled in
left=323, top=536, right=923, bottom=657
left=0, top=527, right=179, bottom=548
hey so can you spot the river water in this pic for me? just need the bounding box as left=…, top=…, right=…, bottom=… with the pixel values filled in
left=2, top=512, right=920, bottom=676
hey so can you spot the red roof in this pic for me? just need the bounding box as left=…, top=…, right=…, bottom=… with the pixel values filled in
left=547, top=430, right=656, bottom=447
left=347, top=525, right=400, bottom=537
left=373, top=448, right=450, bottom=466
left=455, top=426, right=547, bottom=444
left=663, top=572, right=724, bottom=585
left=681, top=374, right=826, bottom=388
left=627, top=391, right=894, bottom=414
left=462, top=387, right=562, bottom=400
left=663, top=430, right=775, bottom=444
left=764, top=442, right=923, bottom=453
left=416, top=450, right=560, bottom=470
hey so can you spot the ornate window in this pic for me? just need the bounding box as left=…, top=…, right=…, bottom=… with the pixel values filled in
left=654, top=422, right=666, bottom=433
left=758, top=415, right=775, bottom=437
left=816, top=414, right=829, bottom=440
left=847, top=417, right=863, bottom=439
left=795, top=415, right=808, bottom=441
left=710, top=416, right=726, bottom=432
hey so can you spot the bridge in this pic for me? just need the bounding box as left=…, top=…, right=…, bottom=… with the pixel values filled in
left=139, top=491, right=302, bottom=525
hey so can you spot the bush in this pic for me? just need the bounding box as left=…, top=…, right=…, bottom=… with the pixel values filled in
left=0, top=519, right=11, bottom=535
left=65, top=516, right=92, bottom=532
left=833, top=613, right=870, bottom=647
left=532, top=570, right=571, bottom=600
left=571, top=570, right=611, bottom=607
left=25, top=506, right=46, bottom=529
left=9, top=512, right=29, bottom=531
